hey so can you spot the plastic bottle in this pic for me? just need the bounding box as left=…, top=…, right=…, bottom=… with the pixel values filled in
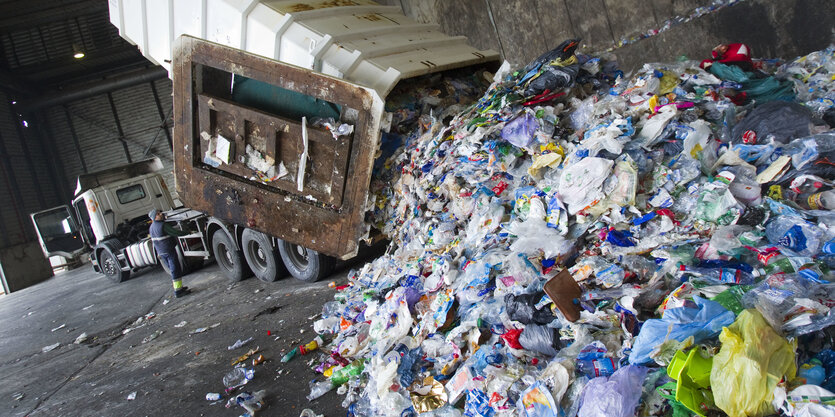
left=306, top=379, right=333, bottom=401
left=794, top=189, right=835, bottom=210
left=206, top=392, right=222, bottom=401
left=280, top=347, right=299, bottom=363
left=226, top=390, right=265, bottom=415
left=223, top=367, right=254, bottom=390
left=765, top=217, right=825, bottom=256
left=679, top=264, right=757, bottom=285
left=330, top=361, right=365, bottom=386
left=299, top=335, right=324, bottom=355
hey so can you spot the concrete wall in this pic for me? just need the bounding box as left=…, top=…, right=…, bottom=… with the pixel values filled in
left=381, top=0, right=835, bottom=71
left=0, top=241, right=52, bottom=293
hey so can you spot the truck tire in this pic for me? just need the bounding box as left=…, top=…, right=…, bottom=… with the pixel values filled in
left=100, top=247, right=130, bottom=283
left=242, top=229, right=287, bottom=283
left=277, top=240, right=334, bottom=283
left=212, top=229, right=249, bottom=282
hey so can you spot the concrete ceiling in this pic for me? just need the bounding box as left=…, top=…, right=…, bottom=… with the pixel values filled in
left=0, top=0, right=152, bottom=97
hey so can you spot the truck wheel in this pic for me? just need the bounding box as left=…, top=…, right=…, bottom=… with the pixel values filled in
left=242, top=229, right=287, bottom=283
left=277, top=240, right=334, bottom=283
left=100, top=248, right=130, bottom=283
left=212, top=229, right=249, bottom=282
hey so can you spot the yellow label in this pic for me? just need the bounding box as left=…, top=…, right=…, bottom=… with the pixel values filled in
left=808, top=192, right=823, bottom=210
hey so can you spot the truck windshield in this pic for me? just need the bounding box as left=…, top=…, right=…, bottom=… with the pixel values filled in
left=32, top=207, right=84, bottom=254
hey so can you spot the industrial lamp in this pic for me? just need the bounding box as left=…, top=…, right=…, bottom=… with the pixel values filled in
left=72, top=44, right=85, bottom=59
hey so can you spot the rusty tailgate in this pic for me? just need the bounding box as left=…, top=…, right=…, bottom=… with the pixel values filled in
left=173, top=36, right=384, bottom=260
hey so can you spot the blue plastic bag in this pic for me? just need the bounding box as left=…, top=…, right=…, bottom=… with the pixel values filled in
left=629, top=297, right=735, bottom=364
left=502, top=112, right=538, bottom=148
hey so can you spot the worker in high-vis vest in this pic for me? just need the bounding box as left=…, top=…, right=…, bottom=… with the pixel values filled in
left=149, top=209, right=191, bottom=298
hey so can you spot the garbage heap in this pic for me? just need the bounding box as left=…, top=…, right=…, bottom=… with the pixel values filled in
left=309, top=43, right=835, bottom=417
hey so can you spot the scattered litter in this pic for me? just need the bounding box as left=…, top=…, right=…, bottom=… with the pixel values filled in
left=206, top=392, right=222, bottom=401
left=73, top=333, right=88, bottom=344
left=190, top=323, right=220, bottom=335
left=12, top=392, right=24, bottom=401
left=232, top=347, right=261, bottom=366
left=82, top=304, right=94, bottom=310
left=228, top=337, right=254, bottom=350
left=174, top=321, right=187, bottom=328
left=223, top=368, right=255, bottom=391
left=300, top=408, right=324, bottom=417
left=142, top=330, right=163, bottom=344
left=126, top=392, right=136, bottom=401
left=252, top=355, right=266, bottom=366
left=42, top=343, right=59, bottom=353
left=51, top=324, right=66, bottom=332
left=226, top=390, right=265, bottom=415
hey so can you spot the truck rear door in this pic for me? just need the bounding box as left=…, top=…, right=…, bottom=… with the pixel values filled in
left=173, top=36, right=384, bottom=260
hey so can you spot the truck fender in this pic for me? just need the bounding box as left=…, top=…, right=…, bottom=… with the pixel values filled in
left=205, top=218, right=240, bottom=255
left=95, top=239, right=130, bottom=271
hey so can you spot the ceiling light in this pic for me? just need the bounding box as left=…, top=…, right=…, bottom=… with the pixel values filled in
left=72, top=44, right=85, bottom=59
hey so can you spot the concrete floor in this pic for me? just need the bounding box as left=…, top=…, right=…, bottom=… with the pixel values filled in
left=0, top=256, right=374, bottom=416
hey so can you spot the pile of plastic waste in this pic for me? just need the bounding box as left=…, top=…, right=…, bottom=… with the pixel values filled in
left=307, top=42, right=835, bottom=417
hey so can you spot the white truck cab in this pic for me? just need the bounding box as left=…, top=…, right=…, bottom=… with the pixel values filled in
left=31, top=158, right=178, bottom=279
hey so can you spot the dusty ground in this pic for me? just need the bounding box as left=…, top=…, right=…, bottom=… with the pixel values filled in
left=0, top=250, right=383, bottom=417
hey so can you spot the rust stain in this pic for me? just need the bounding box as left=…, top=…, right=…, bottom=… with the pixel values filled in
left=356, top=13, right=381, bottom=21
left=287, top=0, right=361, bottom=13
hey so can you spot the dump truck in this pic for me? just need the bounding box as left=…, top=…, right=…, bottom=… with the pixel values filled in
left=108, top=0, right=500, bottom=283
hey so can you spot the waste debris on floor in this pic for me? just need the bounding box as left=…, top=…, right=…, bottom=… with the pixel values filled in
left=300, top=42, right=835, bottom=417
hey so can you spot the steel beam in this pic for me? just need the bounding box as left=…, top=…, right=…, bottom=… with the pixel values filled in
left=106, top=92, right=132, bottom=163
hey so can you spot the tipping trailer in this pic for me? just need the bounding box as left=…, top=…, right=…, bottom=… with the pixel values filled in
left=109, top=0, right=500, bottom=282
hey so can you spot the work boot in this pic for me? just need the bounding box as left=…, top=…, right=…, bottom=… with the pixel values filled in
left=174, top=287, right=191, bottom=298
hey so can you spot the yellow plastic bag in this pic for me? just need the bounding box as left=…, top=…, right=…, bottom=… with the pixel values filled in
left=710, top=309, right=797, bottom=417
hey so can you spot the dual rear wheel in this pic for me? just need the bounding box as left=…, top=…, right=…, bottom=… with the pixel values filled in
left=212, top=228, right=334, bottom=284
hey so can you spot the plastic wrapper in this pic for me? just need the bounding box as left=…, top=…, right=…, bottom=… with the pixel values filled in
left=710, top=309, right=797, bottom=417
left=730, top=101, right=813, bottom=144
left=505, top=292, right=554, bottom=325
left=630, top=297, right=735, bottom=365
left=518, top=324, right=561, bottom=357
left=502, top=112, right=539, bottom=148
left=577, top=365, right=649, bottom=417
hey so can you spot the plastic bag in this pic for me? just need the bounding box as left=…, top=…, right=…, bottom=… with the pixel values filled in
left=730, top=101, right=812, bottom=144
left=518, top=381, right=560, bottom=417
left=502, top=112, right=538, bottom=148
left=577, top=365, right=649, bottom=417
left=710, top=309, right=797, bottom=417
left=710, top=63, right=796, bottom=104
left=519, top=324, right=561, bottom=357
left=773, top=384, right=835, bottom=417
left=505, top=292, right=554, bottom=325
left=765, top=216, right=825, bottom=256
left=629, top=297, right=735, bottom=365
left=558, top=157, right=613, bottom=214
